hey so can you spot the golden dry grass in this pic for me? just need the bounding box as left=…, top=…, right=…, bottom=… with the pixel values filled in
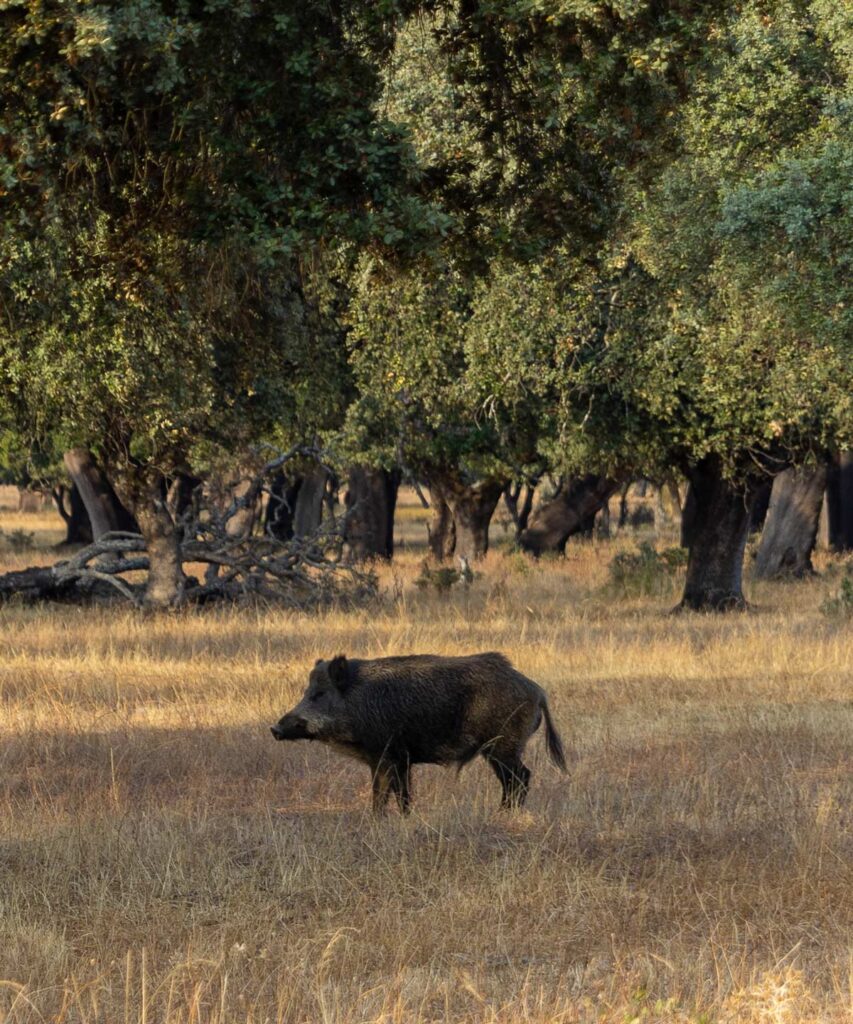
left=0, top=490, right=851, bottom=1023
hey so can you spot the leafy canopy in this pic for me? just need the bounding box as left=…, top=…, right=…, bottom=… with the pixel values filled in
left=0, top=0, right=443, bottom=474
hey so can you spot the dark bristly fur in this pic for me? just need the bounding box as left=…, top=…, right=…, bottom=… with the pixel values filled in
left=271, top=652, right=566, bottom=814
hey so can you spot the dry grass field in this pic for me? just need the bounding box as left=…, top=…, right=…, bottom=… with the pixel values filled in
left=1, top=488, right=851, bottom=1023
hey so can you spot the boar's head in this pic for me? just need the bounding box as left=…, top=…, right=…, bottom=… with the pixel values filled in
left=270, top=655, right=353, bottom=743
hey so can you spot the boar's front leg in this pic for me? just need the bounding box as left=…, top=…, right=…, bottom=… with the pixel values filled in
left=371, top=765, right=392, bottom=814
left=370, top=759, right=412, bottom=816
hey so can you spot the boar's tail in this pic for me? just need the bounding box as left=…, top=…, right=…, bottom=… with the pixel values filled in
left=541, top=698, right=567, bottom=771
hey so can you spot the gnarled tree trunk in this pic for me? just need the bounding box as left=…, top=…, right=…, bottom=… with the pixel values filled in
left=825, top=451, right=853, bottom=552
left=17, top=489, right=49, bottom=513
left=749, top=479, right=773, bottom=534
left=617, top=481, right=632, bottom=530
left=114, top=466, right=186, bottom=608
left=166, top=472, right=202, bottom=537
left=596, top=501, right=611, bottom=539
left=754, top=466, right=827, bottom=580
left=444, top=478, right=504, bottom=561
left=427, top=483, right=456, bottom=560
left=323, top=473, right=339, bottom=527
left=265, top=471, right=302, bottom=540
left=503, top=479, right=539, bottom=539
left=263, top=467, right=332, bottom=543
left=292, top=467, right=327, bottom=539
left=519, top=475, right=618, bottom=556
left=63, top=449, right=138, bottom=539
left=654, top=477, right=682, bottom=536
left=679, top=457, right=758, bottom=611
left=226, top=477, right=257, bottom=539
left=345, top=467, right=400, bottom=561
left=53, top=484, right=93, bottom=545
left=680, top=483, right=697, bottom=549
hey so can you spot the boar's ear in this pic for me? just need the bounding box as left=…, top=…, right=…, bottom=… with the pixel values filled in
left=327, top=654, right=350, bottom=691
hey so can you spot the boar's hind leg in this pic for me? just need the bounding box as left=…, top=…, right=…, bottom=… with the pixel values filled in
left=392, top=763, right=412, bottom=815
left=485, top=752, right=531, bottom=809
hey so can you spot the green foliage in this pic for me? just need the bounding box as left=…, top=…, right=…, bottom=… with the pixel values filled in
left=467, top=0, right=853, bottom=481
left=414, top=559, right=475, bottom=592
left=616, top=0, right=853, bottom=474
left=504, top=550, right=532, bottom=575
left=419, top=2, right=729, bottom=258
left=341, top=4, right=732, bottom=485
left=1, top=0, right=850, bottom=504
left=820, top=566, right=853, bottom=617
left=0, top=423, right=65, bottom=490
left=609, top=542, right=688, bottom=597
left=0, top=527, right=36, bottom=553
left=344, top=251, right=543, bottom=480
left=0, top=1, right=442, bottom=482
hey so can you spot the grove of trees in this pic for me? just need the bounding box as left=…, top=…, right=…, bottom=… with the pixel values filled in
left=1, top=0, right=850, bottom=609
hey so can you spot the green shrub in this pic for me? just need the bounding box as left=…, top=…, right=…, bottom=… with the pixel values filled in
left=820, top=572, right=853, bottom=618
left=608, top=542, right=688, bottom=597
left=414, top=560, right=475, bottom=593
left=0, top=527, right=36, bottom=552
left=505, top=550, right=532, bottom=575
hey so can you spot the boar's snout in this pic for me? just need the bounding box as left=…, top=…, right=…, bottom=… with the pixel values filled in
left=270, top=714, right=311, bottom=741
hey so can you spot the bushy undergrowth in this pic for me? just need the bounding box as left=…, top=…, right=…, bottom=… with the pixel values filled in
left=820, top=569, right=853, bottom=617
left=608, top=542, right=688, bottom=597
left=0, top=526, right=35, bottom=551
left=414, top=559, right=475, bottom=592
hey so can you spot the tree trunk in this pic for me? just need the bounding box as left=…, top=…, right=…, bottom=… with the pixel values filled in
left=63, top=449, right=138, bottom=539
left=654, top=477, right=682, bottom=535
left=680, top=483, right=696, bottom=549
left=226, top=477, right=257, bottom=539
left=265, top=472, right=302, bottom=541
left=166, top=473, right=202, bottom=537
left=517, top=485, right=536, bottom=535
left=839, top=451, right=853, bottom=549
left=444, top=478, right=504, bottom=560
left=0, top=566, right=78, bottom=602
left=519, top=475, right=618, bottom=556
left=345, top=467, right=400, bottom=561
left=292, top=468, right=327, bottom=539
left=114, top=466, right=186, bottom=608
left=323, top=474, right=339, bottom=527
left=753, top=466, right=827, bottom=580
left=617, top=481, right=632, bottom=530
left=17, top=488, right=49, bottom=513
left=576, top=509, right=597, bottom=539
left=825, top=451, right=853, bottom=551
left=503, top=479, right=539, bottom=538
left=53, top=484, right=93, bottom=545
left=679, top=458, right=758, bottom=611
left=749, top=479, right=773, bottom=534
left=596, top=501, right=611, bottom=539
left=427, top=484, right=456, bottom=560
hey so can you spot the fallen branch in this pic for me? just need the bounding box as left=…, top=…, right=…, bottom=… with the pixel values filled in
left=0, top=533, right=147, bottom=605
left=0, top=448, right=376, bottom=609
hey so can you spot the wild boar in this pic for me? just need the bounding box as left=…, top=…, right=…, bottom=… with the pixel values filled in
left=270, top=652, right=566, bottom=813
